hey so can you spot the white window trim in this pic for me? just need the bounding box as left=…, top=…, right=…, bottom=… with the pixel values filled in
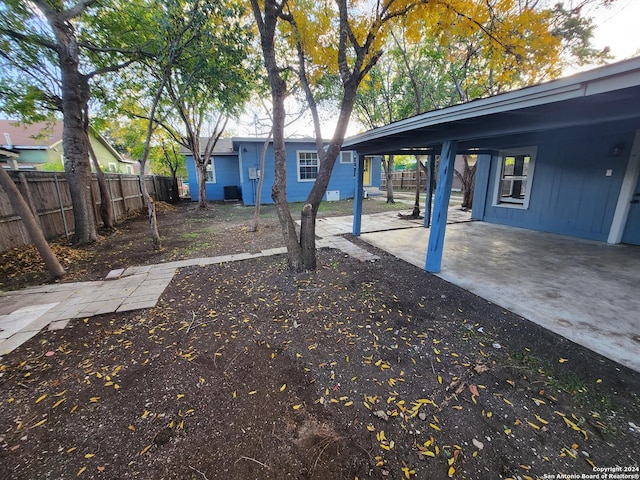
left=297, top=150, right=319, bottom=182
left=492, top=146, right=537, bottom=210
left=340, top=151, right=354, bottom=164
left=108, top=162, right=117, bottom=173
left=206, top=159, right=216, bottom=183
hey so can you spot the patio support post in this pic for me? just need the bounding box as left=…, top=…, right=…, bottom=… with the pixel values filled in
left=424, top=154, right=434, bottom=228
left=425, top=140, right=458, bottom=273
left=352, top=153, right=365, bottom=236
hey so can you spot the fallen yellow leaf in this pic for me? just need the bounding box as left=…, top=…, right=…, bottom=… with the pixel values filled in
left=31, top=418, right=47, bottom=428
left=35, top=394, right=48, bottom=404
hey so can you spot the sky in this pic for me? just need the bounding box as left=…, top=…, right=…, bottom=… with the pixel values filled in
left=587, top=0, right=640, bottom=62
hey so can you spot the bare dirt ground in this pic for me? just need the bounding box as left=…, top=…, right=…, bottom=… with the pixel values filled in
left=0, top=199, right=639, bottom=480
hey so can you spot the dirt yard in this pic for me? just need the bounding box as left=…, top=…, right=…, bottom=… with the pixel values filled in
left=0, top=199, right=638, bottom=479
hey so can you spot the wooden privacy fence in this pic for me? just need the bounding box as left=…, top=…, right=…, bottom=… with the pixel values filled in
left=381, top=170, right=463, bottom=191
left=0, top=171, right=175, bottom=253
left=381, top=170, right=429, bottom=190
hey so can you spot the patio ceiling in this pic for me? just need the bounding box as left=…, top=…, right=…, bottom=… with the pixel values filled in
left=344, top=57, right=640, bottom=155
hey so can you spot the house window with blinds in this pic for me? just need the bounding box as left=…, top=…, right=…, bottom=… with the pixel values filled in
left=297, top=151, right=319, bottom=182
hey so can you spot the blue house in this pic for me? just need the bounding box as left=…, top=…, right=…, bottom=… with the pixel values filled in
left=184, top=137, right=381, bottom=205
left=345, top=57, right=640, bottom=272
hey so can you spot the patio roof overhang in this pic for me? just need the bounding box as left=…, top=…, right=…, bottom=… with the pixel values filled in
left=344, top=57, right=640, bottom=156
left=347, top=57, right=640, bottom=274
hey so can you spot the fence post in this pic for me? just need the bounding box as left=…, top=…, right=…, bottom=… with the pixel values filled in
left=119, top=175, right=126, bottom=211
left=107, top=175, right=117, bottom=222
left=18, top=172, right=42, bottom=228
left=54, top=172, right=70, bottom=240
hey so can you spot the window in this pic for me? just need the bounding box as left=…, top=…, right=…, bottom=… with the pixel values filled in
left=495, top=147, right=536, bottom=208
left=206, top=160, right=216, bottom=183
left=340, top=151, right=353, bottom=164
left=108, top=162, right=117, bottom=173
left=297, top=151, right=319, bottom=182
left=125, top=165, right=133, bottom=174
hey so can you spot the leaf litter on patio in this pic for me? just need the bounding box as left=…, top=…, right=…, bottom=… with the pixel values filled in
left=0, top=249, right=638, bottom=479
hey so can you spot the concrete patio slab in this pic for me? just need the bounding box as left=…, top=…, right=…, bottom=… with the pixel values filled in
left=360, top=221, right=640, bottom=373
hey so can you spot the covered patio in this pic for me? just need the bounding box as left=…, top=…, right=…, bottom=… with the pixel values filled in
left=358, top=220, right=640, bottom=373
left=342, top=58, right=640, bottom=373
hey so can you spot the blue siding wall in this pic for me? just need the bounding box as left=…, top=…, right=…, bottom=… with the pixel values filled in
left=186, top=139, right=381, bottom=205
left=185, top=154, right=241, bottom=202
left=236, top=140, right=378, bottom=206
left=185, top=155, right=198, bottom=200
left=474, top=124, right=635, bottom=241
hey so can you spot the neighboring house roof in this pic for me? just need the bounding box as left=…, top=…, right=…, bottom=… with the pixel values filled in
left=344, top=56, right=640, bottom=155
left=0, top=119, right=132, bottom=165
left=179, top=136, right=328, bottom=157
left=87, top=126, right=134, bottom=165
left=178, top=137, right=236, bottom=157
left=0, top=148, right=19, bottom=158
left=0, top=120, right=63, bottom=150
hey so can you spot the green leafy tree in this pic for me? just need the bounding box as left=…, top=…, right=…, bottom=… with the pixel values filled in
left=0, top=0, right=132, bottom=243
left=98, top=0, right=255, bottom=210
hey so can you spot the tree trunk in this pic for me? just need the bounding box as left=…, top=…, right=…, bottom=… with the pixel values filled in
left=87, top=136, right=115, bottom=230
left=47, top=7, right=97, bottom=245
left=197, top=162, right=208, bottom=209
left=300, top=203, right=316, bottom=270
left=270, top=90, right=303, bottom=270
left=385, top=155, right=395, bottom=203
left=251, top=0, right=304, bottom=271
left=461, top=160, right=476, bottom=209
left=139, top=175, right=161, bottom=250
left=271, top=111, right=303, bottom=270
left=250, top=132, right=272, bottom=232
left=0, top=167, right=65, bottom=280
left=147, top=195, right=161, bottom=250
left=411, top=155, right=421, bottom=217
left=298, top=87, right=359, bottom=270
left=170, top=169, right=180, bottom=203
left=455, top=155, right=477, bottom=210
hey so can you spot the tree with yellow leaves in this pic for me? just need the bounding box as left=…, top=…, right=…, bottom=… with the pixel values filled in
left=250, top=0, right=609, bottom=272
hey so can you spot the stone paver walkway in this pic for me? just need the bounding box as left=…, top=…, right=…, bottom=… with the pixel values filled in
left=0, top=248, right=282, bottom=356
left=0, top=206, right=471, bottom=357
